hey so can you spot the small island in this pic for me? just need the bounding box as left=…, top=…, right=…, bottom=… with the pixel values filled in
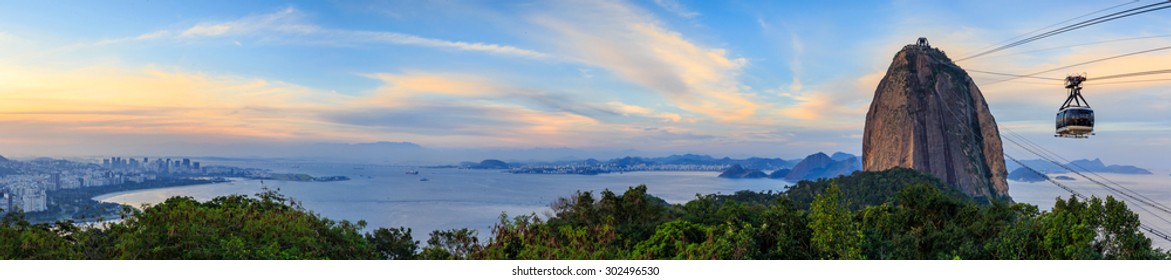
left=1008, top=167, right=1049, bottom=182
left=469, top=159, right=511, bottom=169
left=256, top=173, right=351, bottom=182
left=717, top=164, right=768, bottom=179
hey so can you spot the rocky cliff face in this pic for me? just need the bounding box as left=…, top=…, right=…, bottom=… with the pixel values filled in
left=862, top=43, right=1010, bottom=200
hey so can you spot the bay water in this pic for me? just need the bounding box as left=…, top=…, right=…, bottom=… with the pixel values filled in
left=95, top=160, right=1171, bottom=249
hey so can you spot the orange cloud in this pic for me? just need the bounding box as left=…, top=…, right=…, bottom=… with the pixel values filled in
left=362, top=72, right=502, bottom=106
left=0, top=62, right=346, bottom=142
left=533, top=1, right=758, bottom=122
left=971, top=38, right=1171, bottom=109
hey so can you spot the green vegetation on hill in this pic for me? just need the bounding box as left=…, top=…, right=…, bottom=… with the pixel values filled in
left=704, top=167, right=974, bottom=210
left=110, top=192, right=375, bottom=259
left=783, top=167, right=982, bottom=208
left=1, top=168, right=1166, bottom=259
left=3, top=189, right=376, bottom=259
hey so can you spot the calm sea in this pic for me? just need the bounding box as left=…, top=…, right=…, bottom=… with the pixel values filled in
left=95, top=160, right=1171, bottom=249
left=95, top=160, right=789, bottom=238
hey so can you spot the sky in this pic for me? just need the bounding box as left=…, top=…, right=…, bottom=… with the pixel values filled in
left=1, top=0, right=1171, bottom=166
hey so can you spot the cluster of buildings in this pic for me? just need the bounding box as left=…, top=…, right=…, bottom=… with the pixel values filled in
left=102, top=156, right=201, bottom=174
left=0, top=156, right=211, bottom=213
left=0, top=180, right=47, bottom=214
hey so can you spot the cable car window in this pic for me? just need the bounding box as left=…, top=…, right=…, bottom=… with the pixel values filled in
left=1073, top=109, right=1092, bottom=126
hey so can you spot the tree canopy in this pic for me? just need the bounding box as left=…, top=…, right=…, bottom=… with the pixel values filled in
left=1, top=168, right=1166, bottom=260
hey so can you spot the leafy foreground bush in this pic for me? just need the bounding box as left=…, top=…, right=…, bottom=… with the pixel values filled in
left=475, top=183, right=1167, bottom=260
left=472, top=168, right=1168, bottom=260
left=2, top=169, right=1168, bottom=259
left=2, top=189, right=377, bottom=259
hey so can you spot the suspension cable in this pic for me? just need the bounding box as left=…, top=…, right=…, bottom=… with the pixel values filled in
left=1093, top=78, right=1171, bottom=85
left=966, top=69, right=1064, bottom=81
left=968, top=0, right=1140, bottom=58
left=984, top=33, right=1171, bottom=59
left=1002, top=127, right=1171, bottom=215
left=1095, top=69, right=1171, bottom=80
left=929, top=54, right=1171, bottom=242
left=1000, top=132, right=1171, bottom=217
left=977, top=45, right=1171, bottom=86
left=1001, top=135, right=1171, bottom=232
left=958, top=1, right=1171, bottom=62
left=1004, top=152, right=1171, bottom=243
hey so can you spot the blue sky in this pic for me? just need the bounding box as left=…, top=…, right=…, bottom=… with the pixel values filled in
left=1, top=0, right=1170, bottom=166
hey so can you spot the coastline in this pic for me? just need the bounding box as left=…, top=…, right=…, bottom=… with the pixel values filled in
left=91, top=177, right=248, bottom=202
left=22, top=177, right=234, bottom=224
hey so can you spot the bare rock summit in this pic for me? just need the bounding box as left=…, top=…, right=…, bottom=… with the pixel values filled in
left=862, top=38, right=1010, bottom=201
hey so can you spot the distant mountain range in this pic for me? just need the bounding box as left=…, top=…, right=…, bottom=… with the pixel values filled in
left=601, top=154, right=797, bottom=170
left=719, top=152, right=861, bottom=181
left=1005, top=158, right=1152, bottom=182
left=458, top=152, right=866, bottom=177
left=477, top=153, right=801, bottom=170
left=1005, top=158, right=1152, bottom=175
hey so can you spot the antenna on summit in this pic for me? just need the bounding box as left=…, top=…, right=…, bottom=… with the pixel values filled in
left=917, top=37, right=930, bottom=48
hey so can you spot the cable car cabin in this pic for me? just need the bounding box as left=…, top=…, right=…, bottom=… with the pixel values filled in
left=1056, top=107, right=1094, bottom=137
left=1055, top=75, right=1094, bottom=138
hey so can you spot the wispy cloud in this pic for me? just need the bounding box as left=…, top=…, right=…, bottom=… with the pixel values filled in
left=103, top=7, right=550, bottom=59
left=785, top=23, right=805, bottom=92
left=362, top=72, right=503, bottom=102
left=335, top=70, right=718, bottom=147
left=360, top=71, right=622, bottom=121
left=323, top=103, right=603, bottom=146
left=351, top=30, right=549, bottom=58
left=533, top=0, right=757, bottom=121
left=0, top=32, right=16, bottom=44
left=178, top=7, right=301, bottom=38
left=0, top=62, right=347, bottom=142
left=0, top=62, right=619, bottom=150
left=0, top=58, right=693, bottom=152
left=652, top=0, right=700, bottom=18
left=607, top=101, right=685, bottom=123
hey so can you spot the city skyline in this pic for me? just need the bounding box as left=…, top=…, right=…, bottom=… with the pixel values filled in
left=2, top=1, right=1171, bottom=167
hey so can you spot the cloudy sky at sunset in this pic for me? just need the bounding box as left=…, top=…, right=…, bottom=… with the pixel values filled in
left=2, top=0, right=1170, bottom=166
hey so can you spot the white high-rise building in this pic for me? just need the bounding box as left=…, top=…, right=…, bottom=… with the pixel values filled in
left=0, top=191, right=11, bottom=214
left=19, top=187, right=47, bottom=212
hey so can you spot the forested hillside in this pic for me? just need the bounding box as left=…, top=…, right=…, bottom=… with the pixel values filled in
left=2, top=169, right=1165, bottom=260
